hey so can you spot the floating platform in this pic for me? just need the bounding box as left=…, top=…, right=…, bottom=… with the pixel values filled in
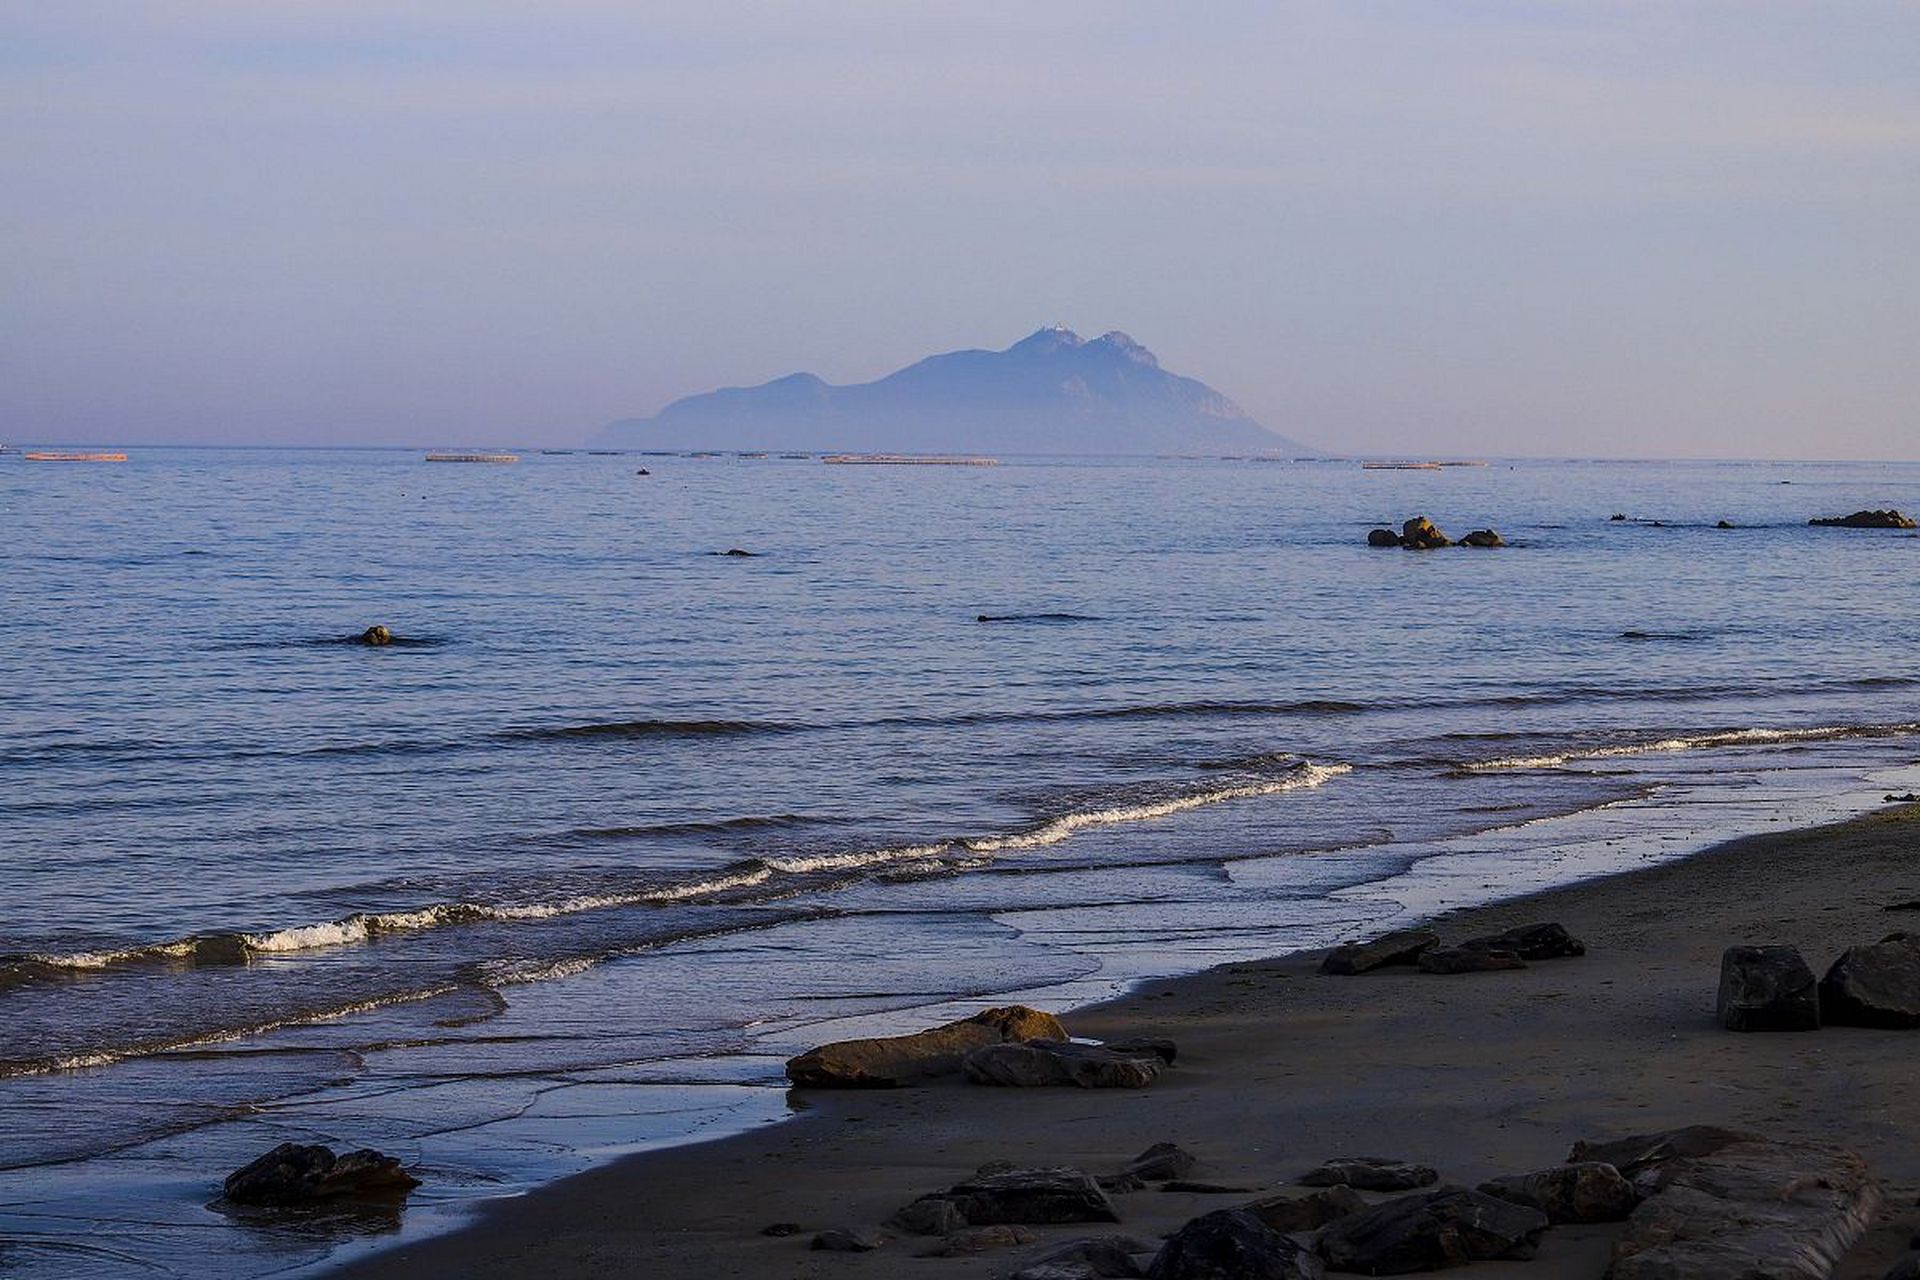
left=1361, top=461, right=1444, bottom=471
left=25, top=451, right=127, bottom=462
left=425, top=452, right=518, bottom=463
left=823, top=454, right=997, bottom=466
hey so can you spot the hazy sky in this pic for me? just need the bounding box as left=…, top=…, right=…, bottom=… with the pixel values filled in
left=4, top=2, right=1917, bottom=457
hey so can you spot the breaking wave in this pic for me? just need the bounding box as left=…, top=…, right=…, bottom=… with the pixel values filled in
left=1463, top=722, right=1920, bottom=771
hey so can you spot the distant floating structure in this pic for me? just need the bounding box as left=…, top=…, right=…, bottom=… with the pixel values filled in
left=425, top=452, right=518, bottom=463
left=823, top=454, right=997, bottom=466
left=26, top=451, right=127, bottom=462
left=1361, top=460, right=1488, bottom=470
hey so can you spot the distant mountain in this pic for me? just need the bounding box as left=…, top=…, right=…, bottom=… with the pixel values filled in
left=594, top=327, right=1311, bottom=455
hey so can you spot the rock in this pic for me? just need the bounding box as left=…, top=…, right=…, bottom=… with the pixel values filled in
left=1162, top=1181, right=1256, bottom=1195
left=1568, top=1124, right=1755, bottom=1188
left=1460, top=922, right=1586, bottom=960
left=1477, top=1162, right=1638, bottom=1223
left=720, top=547, right=759, bottom=556
left=1717, top=945, right=1820, bottom=1032
left=221, top=1142, right=419, bottom=1206
left=1122, top=1142, right=1197, bottom=1182
left=963, top=1039, right=1162, bottom=1089
left=1366, top=528, right=1400, bottom=548
left=1146, top=1208, right=1325, bottom=1280
left=1015, top=1267, right=1102, bottom=1280
left=1610, top=513, right=1628, bottom=521
left=1583, top=1128, right=1879, bottom=1280
left=359, top=625, right=392, bottom=646
left=635, top=467, right=650, bottom=475
left=943, top=1166, right=1122, bottom=1226
left=1418, top=947, right=1526, bottom=974
left=1299, top=1156, right=1439, bottom=1192
left=1024, top=1235, right=1158, bottom=1278
left=925, top=1224, right=1039, bottom=1255
left=1319, top=929, right=1440, bottom=976
left=1716, top=519, right=1734, bottom=528
left=1887, top=793, right=1920, bottom=804
left=760, top=1221, right=805, bottom=1236
left=1887, top=900, right=1920, bottom=912
left=811, top=1228, right=883, bottom=1252
left=1400, top=516, right=1452, bottom=549
left=1098, top=1174, right=1147, bottom=1193
left=888, top=1195, right=970, bottom=1236
left=1810, top=509, right=1916, bottom=529
left=785, top=1005, right=1067, bottom=1088
left=1315, top=1186, right=1549, bottom=1273
left=1106, top=1036, right=1178, bottom=1064
left=1820, top=933, right=1920, bottom=1028
left=1243, top=1186, right=1367, bottom=1233
left=1459, top=529, right=1504, bottom=547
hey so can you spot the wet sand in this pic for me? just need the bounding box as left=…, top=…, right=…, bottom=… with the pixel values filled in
left=330, top=803, right=1920, bottom=1278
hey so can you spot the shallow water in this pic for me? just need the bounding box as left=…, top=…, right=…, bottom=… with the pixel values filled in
left=2, top=449, right=1917, bottom=1276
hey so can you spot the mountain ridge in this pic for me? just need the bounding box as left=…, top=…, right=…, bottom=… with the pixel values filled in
left=594, top=327, right=1310, bottom=455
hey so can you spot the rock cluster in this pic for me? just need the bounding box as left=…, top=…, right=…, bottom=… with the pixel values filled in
left=1365, top=517, right=1505, bottom=549
left=1810, top=509, right=1915, bottom=528
left=1717, top=934, right=1920, bottom=1032
left=221, top=1142, right=419, bottom=1206
left=963, top=1039, right=1164, bottom=1089
left=784, top=1005, right=1065, bottom=1088
left=1320, top=921, right=1585, bottom=978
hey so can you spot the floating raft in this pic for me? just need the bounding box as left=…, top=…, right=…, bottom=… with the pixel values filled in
left=26, top=451, right=127, bottom=462
left=823, top=454, right=998, bottom=466
left=425, top=452, right=518, bottom=463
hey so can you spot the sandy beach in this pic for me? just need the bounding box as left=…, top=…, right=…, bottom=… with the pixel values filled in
left=324, top=801, right=1920, bottom=1279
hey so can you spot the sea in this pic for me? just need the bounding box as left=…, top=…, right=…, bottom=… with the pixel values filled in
left=2, top=447, right=1917, bottom=1277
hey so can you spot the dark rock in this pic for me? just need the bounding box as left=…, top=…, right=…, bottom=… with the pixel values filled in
left=760, top=1221, right=805, bottom=1236
left=1400, top=516, right=1451, bottom=549
left=1717, top=945, right=1820, bottom=1032
left=359, top=625, right=392, bottom=646
left=811, top=1228, right=883, bottom=1252
left=1418, top=947, right=1526, bottom=974
left=1567, top=1124, right=1756, bottom=1185
left=1887, top=794, right=1920, bottom=804
left=1106, top=1036, right=1178, bottom=1064
left=1320, top=929, right=1440, bottom=976
left=1609, top=513, right=1628, bottom=521
left=1162, top=1181, right=1256, bottom=1195
left=1477, top=1161, right=1638, bottom=1223
left=887, top=1195, right=969, bottom=1236
left=1122, top=1142, right=1197, bottom=1182
left=1243, top=1186, right=1367, bottom=1233
left=1459, top=529, right=1504, bottom=548
left=1098, top=1174, right=1147, bottom=1193
left=1460, top=922, right=1586, bottom=960
left=1810, top=509, right=1916, bottom=529
left=1366, top=528, right=1400, bottom=548
left=944, top=1167, right=1121, bottom=1226
left=1023, top=1234, right=1158, bottom=1278
left=1299, top=1156, right=1439, bottom=1192
left=1716, top=519, right=1734, bottom=528
left=1146, top=1208, right=1325, bottom=1280
left=1887, top=900, right=1920, bottom=912
left=785, top=1005, right=1067, bottom=1088
left=1886, top=1254, right=1920, bottom=1280
left=1821, top=933, right=1920, bottom=1028
left=1314, top=1186, right=1549, bottom=1273
left=1015, top=1267, right=1102, bottom=1280
left=222, top=1142, right=419, bottom=1206
left=964, top=1039, right=1162, bottom=1089
left=925, top=1224, right=1039, bottom=1255
left=719, top=547, right=758, bottom=556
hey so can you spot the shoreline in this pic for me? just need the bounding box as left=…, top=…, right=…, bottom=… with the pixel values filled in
left=328, top=799, right=1920, bottom=1279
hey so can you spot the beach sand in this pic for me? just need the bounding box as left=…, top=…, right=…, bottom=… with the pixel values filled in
left=331, top=804, right=1920, bottom=1278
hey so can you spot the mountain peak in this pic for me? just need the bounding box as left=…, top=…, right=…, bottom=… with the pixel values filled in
left=1008, top=324, right=1085, bottom=355
left=1092, top=330, right=1159, bottom=368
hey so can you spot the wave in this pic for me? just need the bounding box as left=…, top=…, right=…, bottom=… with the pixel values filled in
left=498, top=718, right=799, bottom=742
left=566, top=813, right=832, bottom=840
left=963, top=765, right=1352, bottom=852
left=1462, top=722, right=1920, bottom=771
left=975, top=613, right=1104, bottom=624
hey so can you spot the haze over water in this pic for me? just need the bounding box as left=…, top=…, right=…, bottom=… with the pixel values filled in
left=3, top=448, right=1919, bottom=1276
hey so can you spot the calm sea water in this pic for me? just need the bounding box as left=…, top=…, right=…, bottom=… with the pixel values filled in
left=2, top=448, right=1918, bottom=1276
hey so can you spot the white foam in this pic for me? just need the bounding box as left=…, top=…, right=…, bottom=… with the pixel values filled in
left=762, top=842, right=951, bottom=874
left=1465, top=723, right=1920, bottom=772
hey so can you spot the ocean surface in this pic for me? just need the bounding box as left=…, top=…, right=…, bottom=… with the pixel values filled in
left=2, top=448, right=1917, bottom=1277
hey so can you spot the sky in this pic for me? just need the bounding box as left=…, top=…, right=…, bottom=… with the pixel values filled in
left=3, top=2, right=1917, bottom=458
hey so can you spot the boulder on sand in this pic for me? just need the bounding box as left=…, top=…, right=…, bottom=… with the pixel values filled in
left=937, top=1167, right=1121, bottom=1226
left=1020, top=1234, right=1158, bottom=1279
left=1299, top=1156, right=1438, bottom=1192
left=1419, top=947, right=1526, bottom=974
left=785, top=1005, right=1066, bottom=1087
left=1243, top=1186, right=1367, bottom=1233
left=811, top=1228, right=883, bottom=1252
left=1121, top=1142, right=1197, bottom=1183
left=1319, top=929, right=1440, bottom=976
left=1716, top=945, right=1820, bottom=1032
left=1477, top=1161, right=1638, bottom=1224
left=1810, top=510, right=1915, bottom=529
left=1106, top=1036, right=1178, bottom=1064
left=222, top=1142, right=419, bottom=1206
left=1314, top=1186, right=1549, bottom=1273
left=963, top=1039, right=1162, bottom=1089
left=1146, top=1208, right=1324, bottom=1280
left=1460, top=922, right=1586, bottom=961
left=1820, top=933, right=1920, bottom=1028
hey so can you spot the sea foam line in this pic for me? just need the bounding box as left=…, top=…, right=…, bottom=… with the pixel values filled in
left=1463, top=723, right=1920, bottom=772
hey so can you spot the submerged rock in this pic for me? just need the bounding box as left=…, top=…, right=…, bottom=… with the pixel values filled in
left=963, top=1039, right=1162, bottom=1089
left=1478, top=1161, right=1638, bottom=1223
left=1460, top=922, right=1586, bottom=960
left=1320, top=929, right=1440, bottom=976
left=1717, top=945, right=1820, bottom=1032
left=1810, top=509, right=1915, bottom=529
left=358, top=625, right=392, bottom=646
left=1315, top=1187, right=1549, bottom=1272
left=1459, top=529, right=1504, bottom=547
left=221, top=1142, right=419, bottom=1206
left=1147, top=1208, right=1324, bottom=1280
left=1299, top=1156, right=1438, bottom=1192
left=1820, top=933, right=1920, bottom=1028
left=786, top=1005, right=1066, bottom=1088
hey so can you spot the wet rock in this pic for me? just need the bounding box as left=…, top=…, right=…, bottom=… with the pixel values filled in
left=943, top=1166, right=1121, bottom=1226
left=1610, top=513, right=1628, bottom=521
left=1146, top=1208, right=1324, bottom=1280
left=1320, top=929, right=1440, bottom=976
left=925, top=1224, right=1039, bottom=1255
left=222, top=1142, right=419, bottom=1206
left=1460, top=922, right=1586, bottom=960
left=1400, top=516, right=1451, bottom=549
left=887, top=1195, right=969, bottom=1236
left=964, top=1039, right=1162, bottom=1089
left=1717, top=945, right=1820, bottom=1032
left=1024, top=1234, right=1158, bottom=1278
left=1299, top=1156, right=1438, bottom=1192
left=359, top=625, right=392, bottom=646
left=1366, top=528, right=1400, bottom=548
left=1418, top=947, right=1526, bottom=974
left=1821, top=933, right=1920, bottom=1028
left=1243, top=1186, right=1367, bottom=1233
left=1477, top=1161, right=1638, bottom=1224
left=1716, top=519, right=1734, bottom=529
left=1459, top=529, right=1504, bottom=548
left=1315, top=1186, right=1549, bottom=1273
left=1810, top=509, right=1916, bottom=529
left=785, top=1005, right=1067, bottom=1088
left=1121, top=1142, right=1197, bottom=1183
left=811, top=1228, right=883, bottom=1252
left=1106, top=1036, right=1178, bottom=1064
